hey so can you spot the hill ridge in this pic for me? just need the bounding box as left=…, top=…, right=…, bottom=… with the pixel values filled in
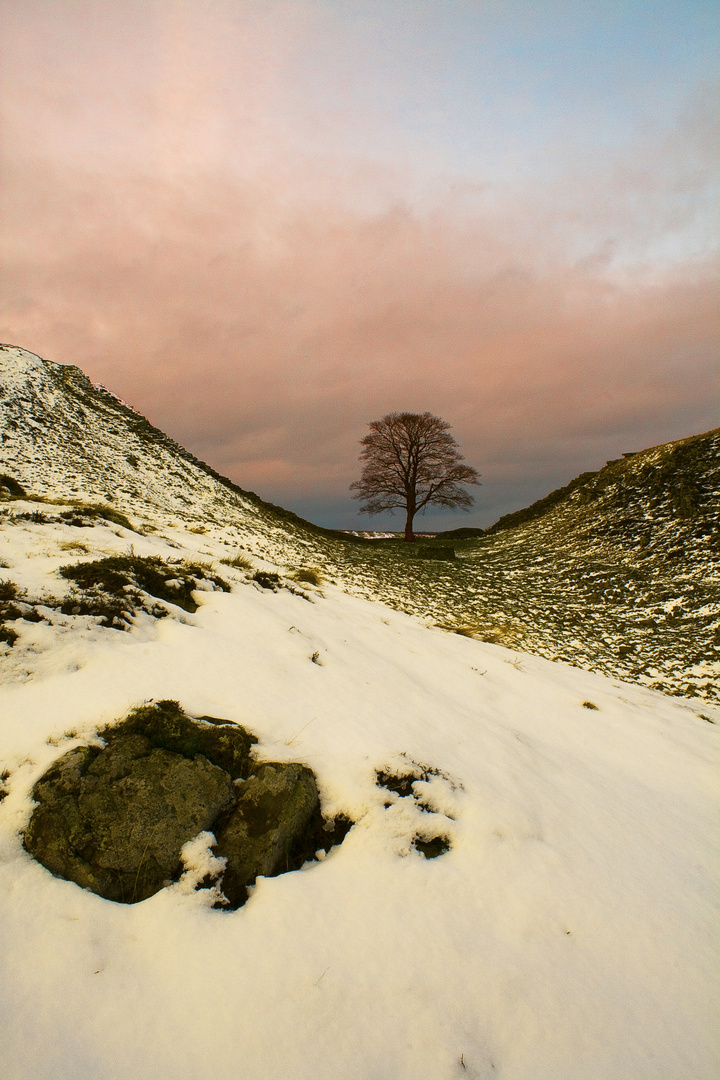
left=1, top=344, right=718, bottom=702
left=487, top=426, right=719, bottom=537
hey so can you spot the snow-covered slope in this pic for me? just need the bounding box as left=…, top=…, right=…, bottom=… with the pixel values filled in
left=456, top=429, right=720, bottom=701
left=0, top=345, right=718, bottom=1078
left=0, top=343, right=333, bottom=564
left=0, top=511, right=718, bottom=1080
left=2, top=344, right=718, bottom=702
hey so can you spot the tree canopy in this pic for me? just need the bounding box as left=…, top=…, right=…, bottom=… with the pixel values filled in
left=350, top=411, right=480, bottom=542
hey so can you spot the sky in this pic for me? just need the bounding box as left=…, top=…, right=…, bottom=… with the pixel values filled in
left=0, top=0, right=718, bottom=530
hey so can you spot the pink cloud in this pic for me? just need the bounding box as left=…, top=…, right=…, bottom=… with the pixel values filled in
left=0, top=1, right=717, bottom=525
left=2, top=160, right=716, bottom=515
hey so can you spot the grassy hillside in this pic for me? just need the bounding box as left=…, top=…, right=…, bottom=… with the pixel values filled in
left=1, top=345, right=718, bottom=702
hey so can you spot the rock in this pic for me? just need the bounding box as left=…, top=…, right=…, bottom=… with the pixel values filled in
left=414, top=546, right=456, bottom=560
left=23, top=702, right=327, bottom=908
left=25, top=733, right=235, bottom=903
left=252, top=571, right=281, bottom=590
left=215, top=763, right=319, bottom=908
left=118, top=700, right=257, bottom=779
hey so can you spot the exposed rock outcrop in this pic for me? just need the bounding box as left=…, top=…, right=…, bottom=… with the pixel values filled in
left=23, top=701, right=322, bottom=908
left=215, top=763, right=319, bottom=908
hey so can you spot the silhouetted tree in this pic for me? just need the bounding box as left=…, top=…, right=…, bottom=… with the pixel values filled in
left=350, top=412, right=480, bottom=542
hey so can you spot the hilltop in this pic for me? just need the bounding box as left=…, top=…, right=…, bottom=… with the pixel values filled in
left=0, top=344, right=338, bottom=552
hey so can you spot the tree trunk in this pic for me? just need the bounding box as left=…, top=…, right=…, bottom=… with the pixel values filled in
left=404, top=505, right=415, bottom=543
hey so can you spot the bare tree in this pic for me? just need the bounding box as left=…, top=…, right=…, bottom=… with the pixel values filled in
left=350, top=412, right=480, bottom=542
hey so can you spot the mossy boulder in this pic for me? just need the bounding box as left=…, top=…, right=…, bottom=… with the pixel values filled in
left=23, top=702, right=322, bottom=908
left=25, top=738, right=234, bottom=903
left=118, top=700, right=256, bottom=779
left=215, top=763, right=319, bottom=908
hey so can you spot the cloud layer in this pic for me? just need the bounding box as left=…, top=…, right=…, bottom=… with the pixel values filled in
left=1, top=1, right=717, bottom=528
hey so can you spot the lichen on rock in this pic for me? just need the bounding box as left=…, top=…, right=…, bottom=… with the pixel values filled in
left=23, top=701, right=329, bottom=908
left=215, top=763, right=319, bottom=908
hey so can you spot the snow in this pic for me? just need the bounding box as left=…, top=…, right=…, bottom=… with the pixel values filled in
left=4, top=343, right=718, bottom=704
left=0, top=343, right=718, bottom=1077
left=174, top=831, right=228, bottom=907
left=0, top=344, right=47, bottom=391
left=1, top=512, right=719, bottom=1080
